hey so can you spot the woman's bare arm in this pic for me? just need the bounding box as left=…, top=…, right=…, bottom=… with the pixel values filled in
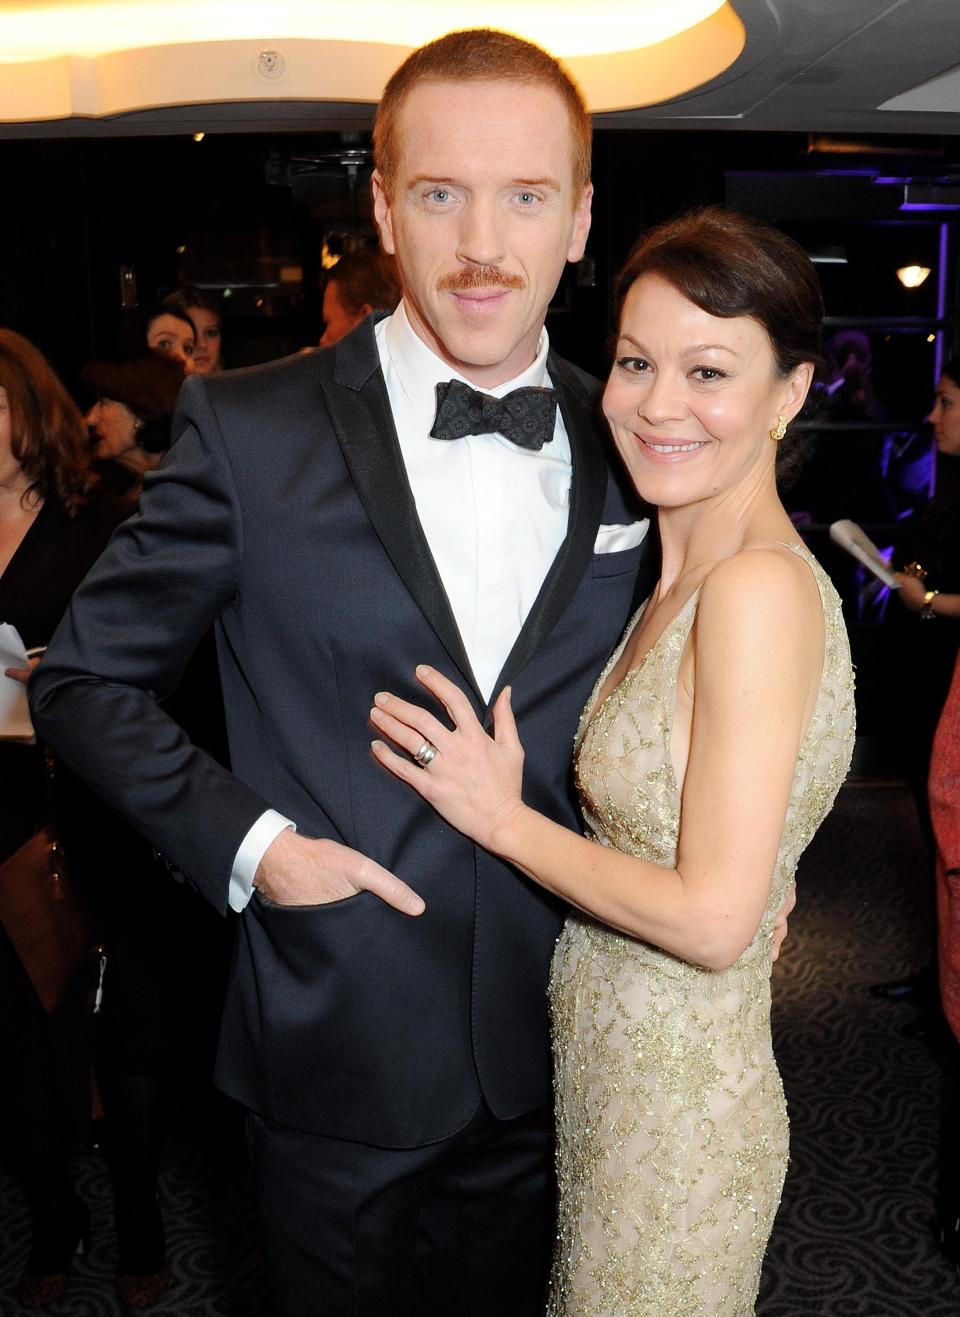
left=371, top=548, right=823, bottom=970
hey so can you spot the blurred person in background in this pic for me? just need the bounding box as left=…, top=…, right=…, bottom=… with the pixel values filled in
left=0, top=328, right=126, bottom=1307
left=77, top=345, right=230, bottom=1307
left=926, top=648, right=960, bottom=1275
left=889, top=357, right=960, bottom=819
left=318, top=247, right=401, bottom=347
left=893, top=358, right=960, bottom=620
left=141, top=304, right=196, bottom=372
left=83, top=350, right=185, bottom=503
left=163, top=287, right=223, bottom=375
left=788, top=329, right=895, bottom=531
left=872, top=359, right=960, bottom=1008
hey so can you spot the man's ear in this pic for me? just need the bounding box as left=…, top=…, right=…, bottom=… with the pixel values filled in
left=566, top=183, right=593, bottom=264
left=372, top=171, right=396, bottom=255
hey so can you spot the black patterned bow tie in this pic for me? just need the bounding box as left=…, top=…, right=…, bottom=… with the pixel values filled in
left=430, top=379, right=557, bottom=451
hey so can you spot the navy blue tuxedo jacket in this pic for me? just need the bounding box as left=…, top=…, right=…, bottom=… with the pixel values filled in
left=31, top=317, right=652, bottom=1147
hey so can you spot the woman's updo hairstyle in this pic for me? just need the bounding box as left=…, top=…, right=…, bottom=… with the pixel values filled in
left=614, top=206, right=825, bottom=485
left=614, top=206, right=825, bottom=380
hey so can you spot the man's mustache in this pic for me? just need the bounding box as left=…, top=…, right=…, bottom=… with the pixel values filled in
left=437, top=267, right=525, bottom=293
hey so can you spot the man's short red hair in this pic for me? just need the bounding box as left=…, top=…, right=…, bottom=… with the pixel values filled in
left=373, top=28, right=591, bottom=201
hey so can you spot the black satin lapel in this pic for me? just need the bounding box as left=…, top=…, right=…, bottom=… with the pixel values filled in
left=493, top=355, right=607, bottom=701
left=320, top=324, right=482, bottom=700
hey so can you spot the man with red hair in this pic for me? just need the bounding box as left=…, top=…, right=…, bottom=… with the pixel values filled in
left=33, top=28, right=649, bottom=1314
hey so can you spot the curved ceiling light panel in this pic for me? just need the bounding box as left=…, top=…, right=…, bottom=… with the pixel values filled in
left=0, top=0, right=746, bottom=121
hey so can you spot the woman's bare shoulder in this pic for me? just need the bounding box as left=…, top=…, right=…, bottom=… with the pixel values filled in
left=696, top=543, right=823, bottom=663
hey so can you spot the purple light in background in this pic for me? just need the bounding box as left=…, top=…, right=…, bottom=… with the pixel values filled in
left=936, top=222, right=949, bottom=384
left=872, top=176, right=960, bottom=209
left=727, top=169, right=882, bottom=180
left=926, top=221, right=952, bottom=499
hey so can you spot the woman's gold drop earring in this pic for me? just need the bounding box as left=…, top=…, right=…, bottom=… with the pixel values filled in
left=770, top=415, right=787, bottom=443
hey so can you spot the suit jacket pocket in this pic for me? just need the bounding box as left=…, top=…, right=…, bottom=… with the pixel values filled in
left=591, top=543, right=645, bottom=579
left=253, top=888, right=365, bottom=914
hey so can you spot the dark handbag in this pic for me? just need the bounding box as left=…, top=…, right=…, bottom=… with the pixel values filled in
left=0, top=823, right=98, bottom=1015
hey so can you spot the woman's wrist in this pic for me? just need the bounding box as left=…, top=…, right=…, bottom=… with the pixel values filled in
left=918, top=588, right=960, bottom=619
left=488, top=799, right=536, bottom=864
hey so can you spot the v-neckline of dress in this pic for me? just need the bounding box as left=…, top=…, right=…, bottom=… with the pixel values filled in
left=582, top=586, right=703, bottom=740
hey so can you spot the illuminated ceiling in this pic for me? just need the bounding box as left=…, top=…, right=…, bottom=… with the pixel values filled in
left=0, top=0, right=746, bottom=121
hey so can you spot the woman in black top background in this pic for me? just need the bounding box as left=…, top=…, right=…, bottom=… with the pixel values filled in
left=73, top=347, right=232, bottom=1309
left=0, top=328, right=127, bottom=1308
left=889, top=357, right=960, bottom=829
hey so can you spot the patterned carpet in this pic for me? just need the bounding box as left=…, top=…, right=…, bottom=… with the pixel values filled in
left=0, top=1108, right=264, bottom=1316
left=1, top=783, right=956, bottom=1315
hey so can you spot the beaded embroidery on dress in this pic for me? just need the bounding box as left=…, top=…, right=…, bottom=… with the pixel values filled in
left=547, top=543, right=855, bottom=1316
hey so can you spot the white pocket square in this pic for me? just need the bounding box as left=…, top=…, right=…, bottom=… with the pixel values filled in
left=594, top=519, right=650, bottom=554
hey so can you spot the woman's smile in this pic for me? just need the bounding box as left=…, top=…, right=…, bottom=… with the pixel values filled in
left=635, top=434, right=709, bottom=461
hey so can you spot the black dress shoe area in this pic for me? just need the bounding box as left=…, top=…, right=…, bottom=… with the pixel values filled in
left=16, top=1195, right=90, bottom=1310
left=115, top=1196, right=171, bottom=1311
left=868, top=966, right=935, bottom=1002
left=936, top=1214, right=960, bottom=1275
left=899, top=1014, right=935, bottom=1041
left=116, top=1266, right=172, bottom=1311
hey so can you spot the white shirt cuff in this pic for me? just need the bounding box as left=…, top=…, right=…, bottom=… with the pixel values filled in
left=228, top=809, right=296, bottom=912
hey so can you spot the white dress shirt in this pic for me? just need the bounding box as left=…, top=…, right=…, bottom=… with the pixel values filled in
left=380, top=301, right=571, bottom=697
left=227, top=303, right=572, bottom=910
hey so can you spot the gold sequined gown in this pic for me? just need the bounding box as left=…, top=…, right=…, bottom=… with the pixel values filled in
left=547, top=544, right=855, bottom=1316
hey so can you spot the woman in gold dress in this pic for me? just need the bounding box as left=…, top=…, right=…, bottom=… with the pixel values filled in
left=369, top=207, right=855, bottom=1315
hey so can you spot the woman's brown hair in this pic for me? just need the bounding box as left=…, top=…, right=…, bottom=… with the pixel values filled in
left=615, top=206, right=825, bottom=377
left=0, top=329, right=93, bottom=515
left=83, top=351, right=185, bottom=455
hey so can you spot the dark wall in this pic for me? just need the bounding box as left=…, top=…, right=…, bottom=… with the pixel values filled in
left=3, top=122, right=960, bottom=762
left=2, top=126, right=957, bottom=395
left=0, top=132, right=359, bottom=387
left=0, top=141, right=94, bottom=391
